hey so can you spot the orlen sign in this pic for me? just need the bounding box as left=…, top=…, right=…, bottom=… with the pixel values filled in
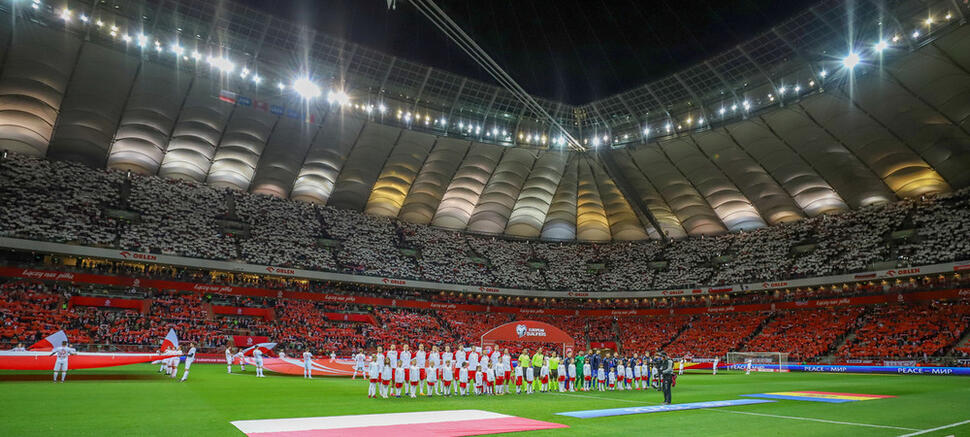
left=119, top=251, right=157, bottom=261
left=885, top=268, right=919, bottom=276
left=265, top=266, right=295, bottom=275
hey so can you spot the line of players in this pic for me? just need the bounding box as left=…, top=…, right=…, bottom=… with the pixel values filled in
left=358, top=344, right=702, bottom=399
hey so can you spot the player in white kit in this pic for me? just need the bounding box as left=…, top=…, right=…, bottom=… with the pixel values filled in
left=501, top=350, right=512, bottom=391
left=303, top=349, right=314, bottom=379
left=234, top=350, right=247, bottom=371
left=386, top=345, right=398, bottom=369
left=180, top=343, right=196, bottom=382
left=415, top=344, right=427, bottom=394
left=254, top=348, right=265, bottom=377
left=352, top=349, right=366, bottom=379
left=525, top=363, right=535, bottom=394
left=454, top=345, right=466, bottom=369
left=713, top=356, right=720, bottom=375
left=374, top=346, right=386, bottom=372
left=50, top=341, right=77, bottom=382
left=442, top=345, right=454, bottom=368
left=169, top=346, right=181, bottom=378
left=745, top=358, right=753, bottom=375
left=399, top=345, right=412, bottom=395
left=225, top=346, right=234, bottom=374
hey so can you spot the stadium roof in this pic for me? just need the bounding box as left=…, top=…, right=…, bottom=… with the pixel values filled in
left=0, top=0, right=967, bottom=241
left=16, top=0, right=962, bottom=145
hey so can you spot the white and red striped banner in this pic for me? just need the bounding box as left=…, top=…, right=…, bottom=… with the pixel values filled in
left=230, top=410, right=567, bottom=436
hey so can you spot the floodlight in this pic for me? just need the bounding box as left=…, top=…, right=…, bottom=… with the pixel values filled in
left=874, top=40, right=888, bottom=52
left=842, top=52, right=860, bottom=69
left=293, top=78, right=321, bottom=99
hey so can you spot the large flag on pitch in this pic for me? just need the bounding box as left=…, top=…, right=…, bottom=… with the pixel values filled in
left=241, top=342, right=276, bottom=357
left=28, top=330, right=68, bottom=351
left=159, top=328, right=179, bottom=352
left=230, top=410, right=567, bottom=436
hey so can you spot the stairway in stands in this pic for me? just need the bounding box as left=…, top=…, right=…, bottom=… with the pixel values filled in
left=945, top=328, right=970, bottom=356
left=735, top=312, right=778, bottom=352
left=658, top=320, right=692, bottom=351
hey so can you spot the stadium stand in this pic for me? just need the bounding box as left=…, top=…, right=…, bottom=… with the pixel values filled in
left=2, top=276, right=969, bottom=365
left=4, top=154, right=970, bottom=293
left=2, top=154, right=970, bottom=364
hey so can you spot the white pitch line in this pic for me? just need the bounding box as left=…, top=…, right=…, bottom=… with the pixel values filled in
left=897, top=419, right=970, bottom=436
left=715, top=410, right=917, bottom=431
left=551, top=392, right=918, bottom=431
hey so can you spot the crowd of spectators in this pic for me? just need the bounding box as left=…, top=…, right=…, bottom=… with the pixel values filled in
left=3, top=278, right=969, bottom=363
left=3, top=154, right=970, bottom=294
left=664, top=312, right=770, bottom=357
left=838, top=302, right=970, bottom=359
left=744, top=308, right=863, bottom=360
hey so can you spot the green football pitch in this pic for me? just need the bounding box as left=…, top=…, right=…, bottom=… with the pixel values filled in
left=1, top=365, right=968, bottom=436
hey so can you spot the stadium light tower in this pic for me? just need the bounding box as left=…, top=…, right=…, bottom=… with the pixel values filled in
left=293, top=78, right=322, bottom=99
left=842, top=52, right=861, bottom=70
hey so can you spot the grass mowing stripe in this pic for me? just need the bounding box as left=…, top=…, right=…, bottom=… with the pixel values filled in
left=897, top=419, right=970, bottom=436
left=551, top=392, right=919, bottom=431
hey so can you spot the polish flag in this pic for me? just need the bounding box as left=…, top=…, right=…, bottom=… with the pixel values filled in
left=159, top=328, right=179, bottom=352
left=241, top=342, right=276, bottom=357
left=28, top=330, right=68, bottom=351
left=230, top=410, right=567, bottom=436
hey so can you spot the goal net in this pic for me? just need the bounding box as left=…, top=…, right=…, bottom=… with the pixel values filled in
left=726, top=352, right=789, bottom=372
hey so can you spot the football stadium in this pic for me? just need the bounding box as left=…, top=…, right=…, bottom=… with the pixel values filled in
left=1, top=0, right=969, bottom=435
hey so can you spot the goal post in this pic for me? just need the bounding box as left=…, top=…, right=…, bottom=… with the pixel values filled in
left=726, top=352, right=789, bottom=372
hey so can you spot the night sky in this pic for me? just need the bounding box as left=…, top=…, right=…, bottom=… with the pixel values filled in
left=239, top=0, right=819, bottom=104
